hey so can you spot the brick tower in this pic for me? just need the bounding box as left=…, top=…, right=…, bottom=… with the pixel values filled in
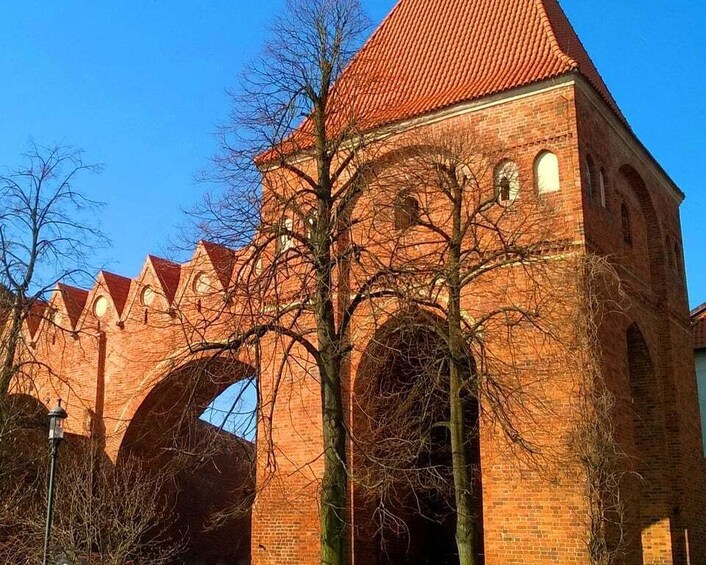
left=248, top=1, right=706, bottom=564
left=18, top=1, right=705, bottom=564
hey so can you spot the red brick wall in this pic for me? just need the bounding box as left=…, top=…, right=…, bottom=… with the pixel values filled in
left=576, top=81, right=706, bottom=563
left=16, top=79, right=706, bottom=565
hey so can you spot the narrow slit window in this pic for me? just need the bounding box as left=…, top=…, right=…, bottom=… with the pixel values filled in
left=394, top=195, right=420, bottom=230
left=495, top=160, right=520, bottom=203
left=599, top=169, right=607, bottom=208
left=621, top=203, right=632, bottom=246
left=585, top=154, right=597, bottom=199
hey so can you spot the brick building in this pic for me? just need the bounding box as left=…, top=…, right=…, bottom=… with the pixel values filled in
left=693, top=304, right=706, bottom=455
left=15, top=0, right=706, bottom=564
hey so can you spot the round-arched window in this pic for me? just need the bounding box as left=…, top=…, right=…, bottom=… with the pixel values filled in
left=394, top=195, right=420, bottom=230
left=534, top=151, right=560, bottom=194
left=93, top=296, right=109, bottom=318
left=193, top=272, right=212, bottom=295
left=141, top=285, right=156, bottom=307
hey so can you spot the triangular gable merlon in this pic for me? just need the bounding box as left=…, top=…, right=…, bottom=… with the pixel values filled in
left=99, top=271, right=133, bottom=318
left=199, top=241, right=237, bottom=290
left=56, top=283, right=89, bottom=328
left=147, top=255, right=182, bottom=303
left=25, top=300, right=48, bottom=339
left=227, top=244, right=261, bottom=290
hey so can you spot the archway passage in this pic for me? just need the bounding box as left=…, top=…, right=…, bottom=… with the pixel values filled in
left=118, top=357, right=257, bottom=565
left=353, top=313, right=484, bottom=565
left=623, top=323, right=673, bottom=564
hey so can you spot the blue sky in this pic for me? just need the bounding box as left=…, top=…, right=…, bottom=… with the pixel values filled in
left=1, top=1, right=704, bottom=307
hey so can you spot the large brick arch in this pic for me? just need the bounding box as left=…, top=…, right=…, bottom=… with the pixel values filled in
left=350, top=308, right=483, bottom=565
left=618, top=164, right=667, bottom=295
left=117, top=353, right=257, bottom=461
left=621, top=322, right=670, bottom=562
left=117, top=353, right=258, bottom=564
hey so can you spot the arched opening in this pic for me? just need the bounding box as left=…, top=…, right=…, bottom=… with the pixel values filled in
left=394, top=194, right=420, bottom=230
left=118, top=357, right=257, bottom=565
left=494, top=160, right=519, bottom=203
left=623, top=323, right=671, bottom=563
left=621, top=202, right=632, bottom=246
left=352, top=312, right=484, bottom=565
left=618, top=165, right=666, bottom=292
left=276, top=217, right=294, bottom=253
left=534, top=150, right=560, bottom=194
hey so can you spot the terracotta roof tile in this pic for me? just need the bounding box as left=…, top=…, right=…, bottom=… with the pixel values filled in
left=101, top=272, right=133, bottom=317
left=148, top=256, right=182, bottom=303
left=271, top=0, right=624, bottom=158
left=57, top=284, right=89, bottom=328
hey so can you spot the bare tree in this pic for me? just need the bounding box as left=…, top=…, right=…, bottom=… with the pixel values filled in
left=0, top=142, right=104, bottom=408
left=0, top=434, right=183, bottom=565
left=350, top=125, right=579, bottom=564
left=567, top=255, right=630, bottom=565
left=188, top=1, right=390, bottom=563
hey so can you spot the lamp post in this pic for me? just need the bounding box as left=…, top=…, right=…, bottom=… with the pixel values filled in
left=42, top=399, right=67, bottom=565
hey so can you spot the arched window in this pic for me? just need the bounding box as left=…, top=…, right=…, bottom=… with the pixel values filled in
left=277, top=217, right=294, bottom=253
left=585, top=154, right=597, bottom=198
left=620, top=202, right=632, bottom=246
left=306, top=213, right=316, bottom=240
left=395, top=195, right=420, bottom=230
left=599, top=168, right=607, bottom=208
left=534, top=151, right=560, bottom=194
left=494, top=160, right=520, bottom=203
left=674, top=242, right=683, bottom=275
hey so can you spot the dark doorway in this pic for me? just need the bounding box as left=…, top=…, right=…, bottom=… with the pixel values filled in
left=353, top=314, right=484, bottom=565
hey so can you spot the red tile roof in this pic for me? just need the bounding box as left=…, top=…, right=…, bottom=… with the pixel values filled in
left=148, top=255, right=182, bottom=303
left=101, top=272, right=133, bottom=317
left=693, top=303, right=706, bottom=350
left=271, top=0, right=624, bottom=158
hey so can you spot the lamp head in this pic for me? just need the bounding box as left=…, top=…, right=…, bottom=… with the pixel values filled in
left=48, top=399, right=68, bottom=442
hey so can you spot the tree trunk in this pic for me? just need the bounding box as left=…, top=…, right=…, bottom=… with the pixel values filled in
left=449, top=355, right=476, bottom=565
left=448, top=182, right=477, bottom=565
left=320, top=352, right=347, bottom=565
left=0, top=298, right=24, bottom=409
left=314, top=151, right=348, bottom=565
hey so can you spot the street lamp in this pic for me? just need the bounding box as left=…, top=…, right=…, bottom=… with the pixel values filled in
left=42, top=399, right=68, bottom=565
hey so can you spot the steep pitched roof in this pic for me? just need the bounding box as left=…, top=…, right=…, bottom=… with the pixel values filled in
left=200, top=242, right=237, bottom=290
left=272, top=0, right=624, bottom=158
left=693, top=303, right=706, bottom=350
left=348, top=0, right=622, bottom=128
left=26, top=300, right=48, bottom=338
